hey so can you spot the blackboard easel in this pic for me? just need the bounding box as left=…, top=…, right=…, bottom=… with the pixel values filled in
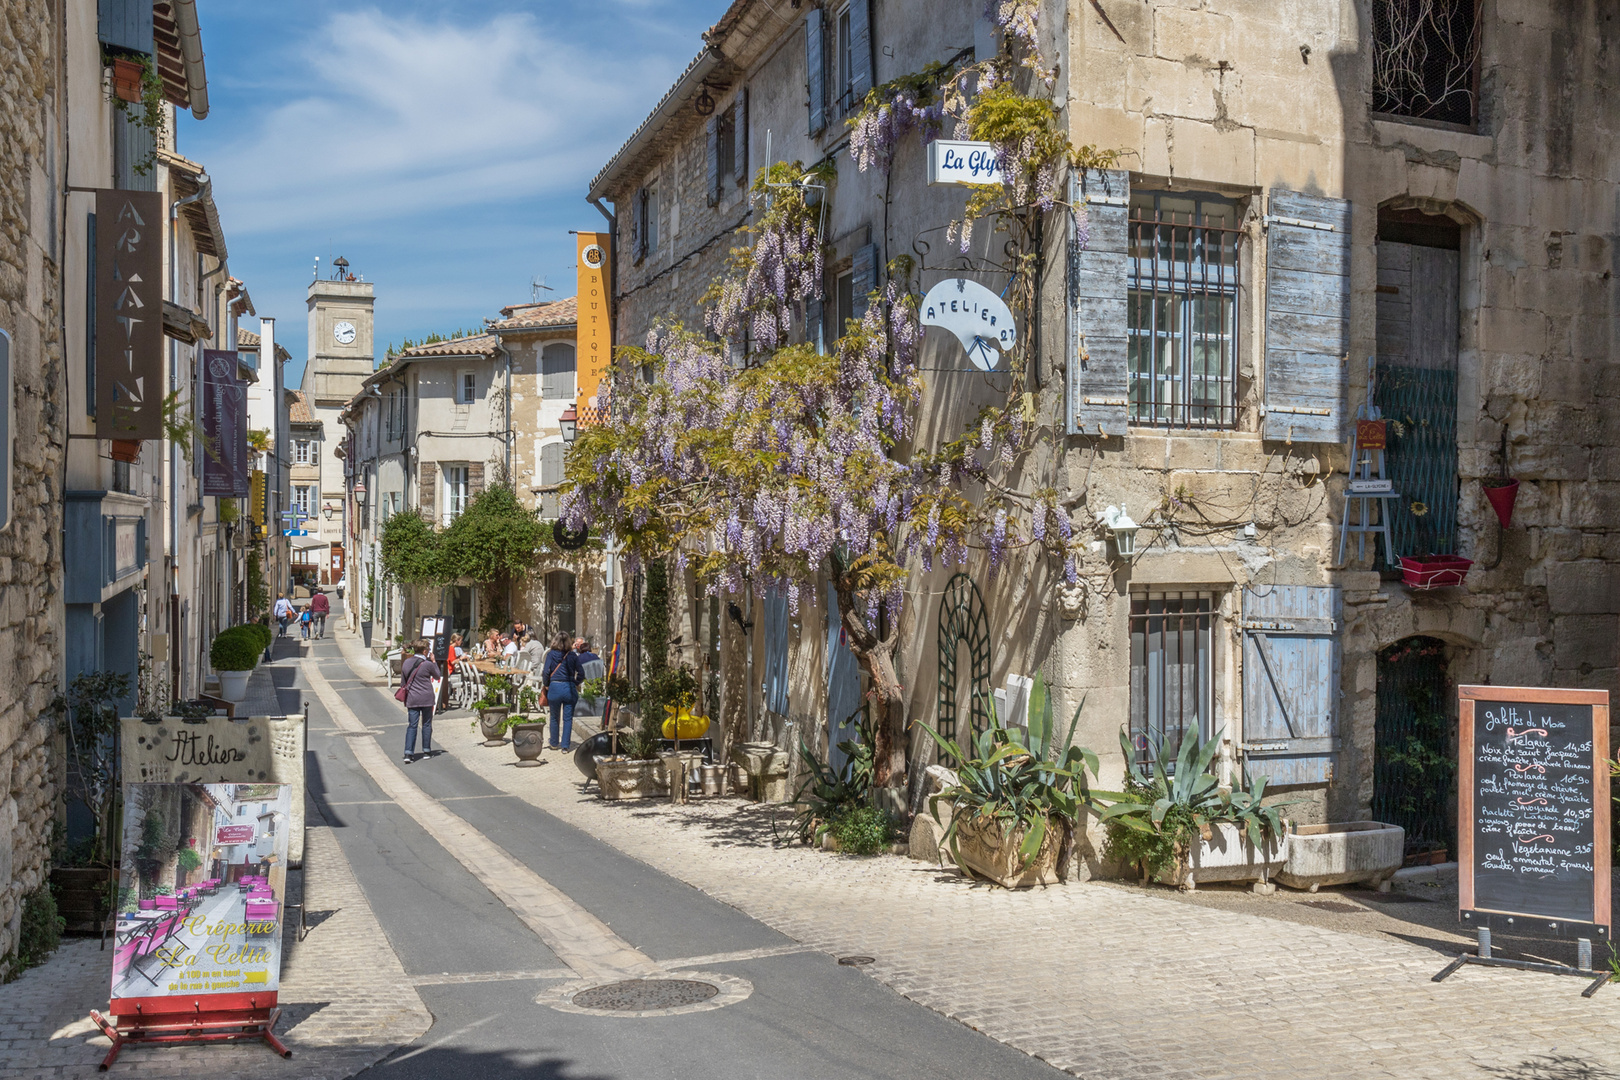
left=1434, top=685, right=1612, bottom=996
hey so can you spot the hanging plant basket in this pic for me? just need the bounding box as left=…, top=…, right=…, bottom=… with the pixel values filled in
left=110, top=58, right=144, bottom=104
left=1398, top=555, right=1473, bottom=591
left=1482, top=478, right=1519, bottom=528
left=110, top=440, right=141, bottom=464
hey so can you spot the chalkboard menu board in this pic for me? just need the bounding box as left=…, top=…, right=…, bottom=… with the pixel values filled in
left=1459, top=686, right=1610, bottom=938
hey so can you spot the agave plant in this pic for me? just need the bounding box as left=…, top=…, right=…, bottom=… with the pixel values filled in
left=1095, top=725, right=1294, bottom=880
left=919, top=673, right=1098, bottom=876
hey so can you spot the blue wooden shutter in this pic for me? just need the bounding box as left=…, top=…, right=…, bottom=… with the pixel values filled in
left=805, top=8, right=827, bottom=135
left=849, top=242, right=878, bottom=321
left=826, top=586, right=862, bottom=774
left=1263, top=191, right=1350, bottom=442
left=806, top=295, right=824, bottom=352
left=763, top=589, right=789, bottom=716
left=99, top=0, right=152, bottom=53
left=539, top=442, right=564, bottom=519
left=849, top=0, right=874, bottom=100
left=1241, top=584, right=1341, bottom=785
left=632, top=188, right=648, bottom=263
left=705, top=115, right=721, bottom=207
left=733, top=88, right=749, bottom=185
left=1068, top=168, right=1129, bottom=436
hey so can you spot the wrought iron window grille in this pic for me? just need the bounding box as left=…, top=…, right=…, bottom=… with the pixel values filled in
left=1129, top=591, right=1216, bottom=769
left=1127, top=194, right=1243, bottom=430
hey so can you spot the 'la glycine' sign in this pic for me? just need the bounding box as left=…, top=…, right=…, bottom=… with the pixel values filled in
left=927, top=141, right=1003, bottom=186
left=921, top=278, right=1017, bottom=372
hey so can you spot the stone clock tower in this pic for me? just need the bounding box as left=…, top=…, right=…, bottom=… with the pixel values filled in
left=300, top=258, right=376, bottom=586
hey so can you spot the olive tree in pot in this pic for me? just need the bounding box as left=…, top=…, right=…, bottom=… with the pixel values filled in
left=921, top=675, right=1099, bottom=888
left=1096, top=726, right=1295, bottom=891
left=510, top=686, right=547, bottom=766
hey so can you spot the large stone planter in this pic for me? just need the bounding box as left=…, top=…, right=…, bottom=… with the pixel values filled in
left=730, top=741, right=790, bottom=802
left=596, top=757, right=661, bottom=801
left=1155, top=822, right=1288, bottom=891
left=952, top=814, right=1061, bottom=888
left=216, top=669, right=251, bottom=702
left=1276, top=821, right=1405, bottom=892
left=511, top=722, right=547, bottom=767
left=478, top=707, right=510, bottom=745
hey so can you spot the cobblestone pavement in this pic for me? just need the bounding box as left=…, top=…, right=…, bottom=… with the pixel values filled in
left=341, top=635, right=1620, bottom=1079
left=0, top=767, right=430, bottom=1077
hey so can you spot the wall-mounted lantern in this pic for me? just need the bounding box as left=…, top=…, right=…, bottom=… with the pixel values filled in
left=1096, top=504, right=1139, bottom=561
left=559, top=405, right=578, bottom=447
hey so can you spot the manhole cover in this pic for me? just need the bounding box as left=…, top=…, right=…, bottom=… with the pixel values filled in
left=1302, top=901, right=1365, bottom=914
left=570, top=979, right=718, bottom=1011
left=838, top=955, right=875, bottom=967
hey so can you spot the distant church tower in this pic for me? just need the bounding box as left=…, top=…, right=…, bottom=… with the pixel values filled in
left=301, top=256, right=375, bottom=585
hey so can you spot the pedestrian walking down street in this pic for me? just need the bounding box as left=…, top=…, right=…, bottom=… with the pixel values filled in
left=309, top=590, right=330, bottom=638
left=543, top=632, right=584, bottom=751
left=274, top=594, right=293, bottom=637
left=299, top=606, right=312, bottom=640
left=400, top=640, right=440, bottom=763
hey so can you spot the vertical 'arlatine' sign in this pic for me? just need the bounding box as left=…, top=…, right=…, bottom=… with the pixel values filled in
left=200, top=349, right=248, bottom=497
left=575, top=231, right=612, bottom=427
left=96, top=189, right=164, bottom=440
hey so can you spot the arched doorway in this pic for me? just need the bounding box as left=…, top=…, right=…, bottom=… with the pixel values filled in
left=545, top=570, right=576, bottom=638
left=936, top=573, right=991, bottom=749
left=1372, top=636, right=1454, bottom=860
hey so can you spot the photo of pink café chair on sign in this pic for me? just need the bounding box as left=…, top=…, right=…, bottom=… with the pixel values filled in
left=111, top=783, right=291, bottom=1004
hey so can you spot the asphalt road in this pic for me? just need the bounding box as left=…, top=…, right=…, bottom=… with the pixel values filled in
left=295, top=633, right=1063, bottom=1080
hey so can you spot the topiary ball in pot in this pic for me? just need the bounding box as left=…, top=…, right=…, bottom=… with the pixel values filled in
left=210, top=628, right=260, bottom=671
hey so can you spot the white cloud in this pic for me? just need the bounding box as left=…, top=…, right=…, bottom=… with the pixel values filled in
left=204, top=7, right=677, bottom=235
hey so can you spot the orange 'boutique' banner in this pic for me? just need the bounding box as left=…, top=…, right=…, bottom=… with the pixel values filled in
left=575, top=232, right=612, bottom=427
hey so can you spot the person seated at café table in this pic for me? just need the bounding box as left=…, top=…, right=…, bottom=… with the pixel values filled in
left=446, top=633, right=463, bottom=674
left=520, top=632, right=545, bottom=669
left=501, top=634, right=519, bottom=662
left=481, top=629, right=500, bottom=657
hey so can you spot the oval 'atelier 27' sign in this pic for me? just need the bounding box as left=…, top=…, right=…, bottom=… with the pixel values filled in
left=920, top=279, right=1017, bottom=372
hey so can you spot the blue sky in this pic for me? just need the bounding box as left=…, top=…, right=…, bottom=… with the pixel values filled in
left=177, top=0, right=719, bottom=386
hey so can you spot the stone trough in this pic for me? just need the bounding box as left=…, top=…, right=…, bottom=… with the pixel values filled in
left=1275, top=821, right=1405, bottom=892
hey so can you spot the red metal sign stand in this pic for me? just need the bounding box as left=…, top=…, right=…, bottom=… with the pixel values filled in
left=90, top=995, right=290, bottom=1070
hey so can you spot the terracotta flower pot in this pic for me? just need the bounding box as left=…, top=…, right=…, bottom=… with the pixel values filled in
left=111, top=58, right=144, bottom=104
left=1482, top=479, right=1519, bottom=528
left=110, top=440, right=141, bottom=464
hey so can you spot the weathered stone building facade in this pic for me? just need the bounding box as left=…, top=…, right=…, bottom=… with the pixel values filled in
left=590, top=0, right=1618, bottom=868
left=0, top=0, right=69, bottom=972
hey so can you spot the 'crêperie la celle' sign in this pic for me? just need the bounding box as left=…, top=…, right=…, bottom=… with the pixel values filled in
left=927, top=141, right=1003, bottom=186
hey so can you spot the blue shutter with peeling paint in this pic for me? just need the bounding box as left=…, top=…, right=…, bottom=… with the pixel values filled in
left=763, top=589, right=789, bottom=716
left=849, top=242, right=878, bottom=321
left=1241, top=584, right=1341, bottom=785
left=1068, top=168, right=1129, bottom=436
left=805, top=8, right=827, bottom=136
left=849, top=0, right=874, bottom=100
left=826, top=586, right=862, bottom=774
left=1263, top=191, right=1350, bottom=442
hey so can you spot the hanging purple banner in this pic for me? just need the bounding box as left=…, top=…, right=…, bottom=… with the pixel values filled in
left=201, top=349, right=249, bottom=497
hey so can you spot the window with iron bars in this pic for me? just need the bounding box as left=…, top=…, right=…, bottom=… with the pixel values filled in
left=1127, top=191, right=1242, bottom=429
left=1129, top=591, right=1216, bottom=769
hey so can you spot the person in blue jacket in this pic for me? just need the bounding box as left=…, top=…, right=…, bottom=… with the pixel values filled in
left=542, top=632, right=584, bottom=751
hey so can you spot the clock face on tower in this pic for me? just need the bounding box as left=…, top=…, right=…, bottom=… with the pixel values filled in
left=333, top=321, right=357, bottom=345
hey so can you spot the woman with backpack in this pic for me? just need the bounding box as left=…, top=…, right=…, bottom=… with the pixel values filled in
left=397, top=639, right=440, bottom=764
left=542, top=632, right=584, bottom=751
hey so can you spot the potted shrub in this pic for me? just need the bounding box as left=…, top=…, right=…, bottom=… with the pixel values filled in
left=595, top=729, right=663, bottom=800
left=921, top=675, right=1099, bottom=888
left=1097, top=726, right=1294, bottom=891
left=509, top=687, right=546, bottom=766
left=789, top=710, right=888, bottom=851
left=473, top=674, right=513, bottom=745
left=209, top=627, right=259, bottom=702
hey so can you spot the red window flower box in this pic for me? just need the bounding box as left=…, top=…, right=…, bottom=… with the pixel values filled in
left=1398, top=555, right=1473, bottom=591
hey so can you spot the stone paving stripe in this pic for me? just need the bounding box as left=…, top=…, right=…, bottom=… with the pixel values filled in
left=408, top=968, right=575, bottom=987
left=303, top=658, right=661, bottom=982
